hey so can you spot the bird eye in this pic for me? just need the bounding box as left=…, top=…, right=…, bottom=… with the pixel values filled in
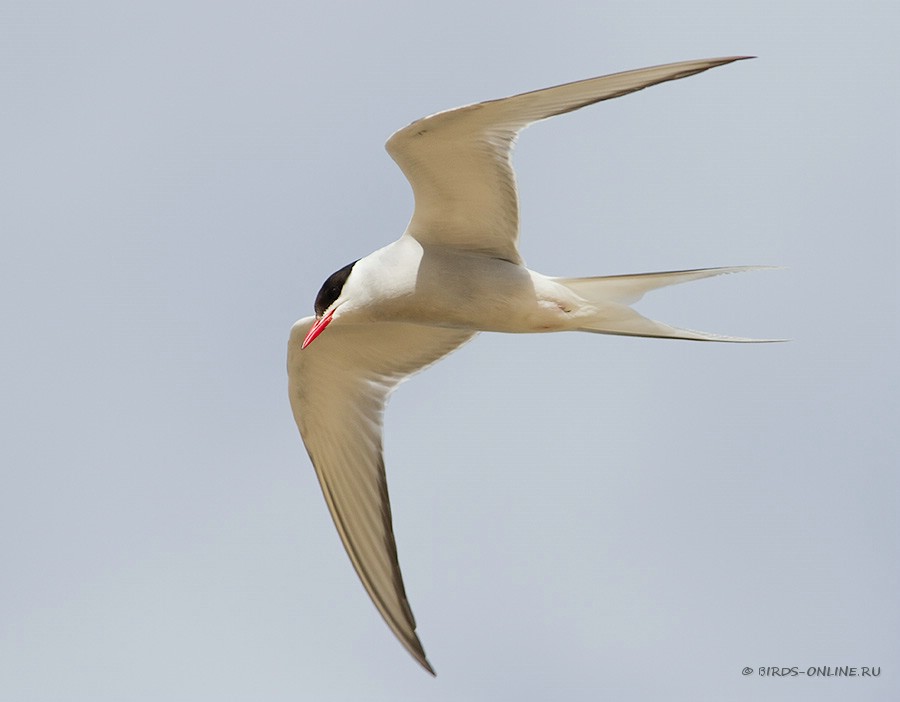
left=314, top=260, right=358, bottom=317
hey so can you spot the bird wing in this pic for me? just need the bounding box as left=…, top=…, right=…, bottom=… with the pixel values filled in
left=385, top=56, right=751, bottom=264
left=287, top=318, right=475, bottom=674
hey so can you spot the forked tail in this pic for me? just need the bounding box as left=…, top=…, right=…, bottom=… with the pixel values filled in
left=554, top=266, right=781, bottom=342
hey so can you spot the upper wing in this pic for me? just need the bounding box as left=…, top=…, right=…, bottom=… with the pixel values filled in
left=287, top=318, right=475, bottom=674
left=386, top=56, right=752, bottom=264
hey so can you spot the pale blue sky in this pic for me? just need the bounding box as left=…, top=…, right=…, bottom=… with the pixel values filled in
left=2, top=2, right=897, bottom=701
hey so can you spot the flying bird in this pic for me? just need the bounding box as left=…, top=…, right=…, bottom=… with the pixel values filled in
left=288, top=56, right=774, bottom=674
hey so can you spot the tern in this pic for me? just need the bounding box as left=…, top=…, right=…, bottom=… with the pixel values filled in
left=288, top=56, right=775, bottom=674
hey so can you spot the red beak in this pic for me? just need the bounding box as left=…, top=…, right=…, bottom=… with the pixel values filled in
left=301, top=309, right=335, bottom=349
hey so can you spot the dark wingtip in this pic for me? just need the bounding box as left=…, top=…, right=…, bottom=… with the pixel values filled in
left=410, top=646, right=436, bottom=676
left=412, top=641, right=436, bottom=676
left=708, top=56, right=755, bottom=65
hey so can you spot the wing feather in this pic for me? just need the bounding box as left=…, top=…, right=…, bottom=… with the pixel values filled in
left=386, top=56, right=752, bottom=263
left=288, top=318, right=474, bottom=674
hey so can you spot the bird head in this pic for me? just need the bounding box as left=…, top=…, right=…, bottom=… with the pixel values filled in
left=302, top=259, right=359, bottom=348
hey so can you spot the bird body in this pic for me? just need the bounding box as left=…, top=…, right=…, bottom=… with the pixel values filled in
left=288, top=56, right=777, bottom=674
left=305, top=233, right=771, bottom=339
left=326, top=237, right=584, bottom=333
